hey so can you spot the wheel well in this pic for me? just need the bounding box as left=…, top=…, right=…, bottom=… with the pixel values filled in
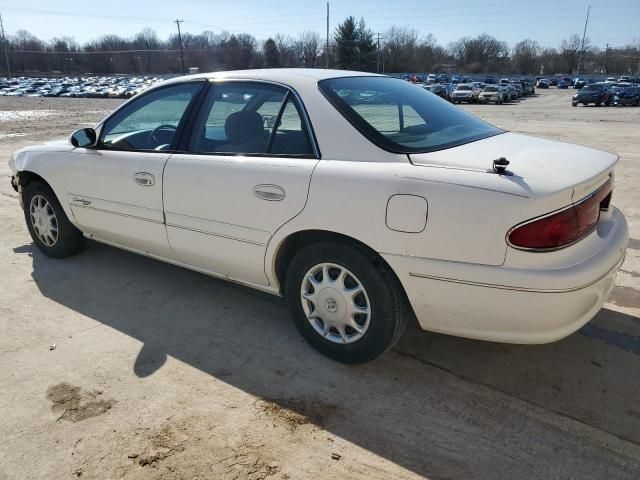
left=274, top=230, right=398, bottom=296
left=17, top=171, right=51, bottom=190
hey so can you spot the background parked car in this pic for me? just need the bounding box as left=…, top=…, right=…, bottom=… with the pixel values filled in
left=0, top=75, right=163, bottom=98
left=573, top=78, right=588, bottom=89
left=423, top=83, right=449, bottom=100
left=572, top=83, right=614, bottom=107
left=558, top=78, right=572, bottom=89
left=451, top=83, right=480, bottom=103
left=478, top=85, right=504, bottom=104
left=613, top=85, right=640, bottom=106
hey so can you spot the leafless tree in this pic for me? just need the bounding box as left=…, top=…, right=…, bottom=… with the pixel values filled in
left=299, top=31, right=321, bottom=67
left=512, top=39, right=540, bottom=74
left=383, top=26, right=419, bottom=72
left=560, top=34, right=589, bottom=74
left=449, top=33, right=509, bottom=73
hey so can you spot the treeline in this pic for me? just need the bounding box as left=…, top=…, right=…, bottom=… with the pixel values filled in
left=1, top=16, right=639, bottom=76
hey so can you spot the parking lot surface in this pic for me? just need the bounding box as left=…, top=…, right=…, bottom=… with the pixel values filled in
left=0, top=88, right=639, bottom=479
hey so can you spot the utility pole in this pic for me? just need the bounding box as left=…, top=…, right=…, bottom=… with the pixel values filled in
left=0, top=12, right=11, bottom=78
left=174, top=19, right=186, bottom=75
left=604, top=43, right=609, bottom=75
left=325, top=2, right=329, bottom=69
left=376, top=33, right=383, bottom=74
left=577, top=5, right=590, bottom=75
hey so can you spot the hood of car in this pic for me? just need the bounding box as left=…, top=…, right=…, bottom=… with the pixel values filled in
left=409, top=132, right=617, bottom=200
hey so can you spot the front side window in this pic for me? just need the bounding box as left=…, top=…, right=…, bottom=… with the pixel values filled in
left=188, top=82, right=314, bottom=157
left=319, top=76, right=503, bottom=153
left=99, top=82, right=201, bottom=151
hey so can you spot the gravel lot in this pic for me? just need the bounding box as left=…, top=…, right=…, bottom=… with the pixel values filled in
left=0, top=88, right=639, bottom=480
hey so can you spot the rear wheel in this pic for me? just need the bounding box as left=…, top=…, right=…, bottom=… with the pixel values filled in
left=22, top=181, right=86, bottom=258
left=285, top=241, right=409, bottom=363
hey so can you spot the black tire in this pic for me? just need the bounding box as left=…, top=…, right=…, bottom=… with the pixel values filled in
left=22, top=181, right=86, bottom=258
left=285, top=241, right=409, bottom=363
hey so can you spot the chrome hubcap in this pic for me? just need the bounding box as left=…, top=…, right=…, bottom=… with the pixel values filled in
left=300, top=263, right=371, bottom=344
left=29, top=195, right=58, bottom=247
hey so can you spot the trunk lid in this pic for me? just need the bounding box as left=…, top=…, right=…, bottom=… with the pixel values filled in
left=409, top=132, right=617, bottom=202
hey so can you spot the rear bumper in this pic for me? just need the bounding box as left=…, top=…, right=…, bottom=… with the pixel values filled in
left=383, top=207, right=628, bottom=344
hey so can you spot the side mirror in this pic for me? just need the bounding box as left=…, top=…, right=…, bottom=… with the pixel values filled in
left=70, top=128, right=97, bottom=148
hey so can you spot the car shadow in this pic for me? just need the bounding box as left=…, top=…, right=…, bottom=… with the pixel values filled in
left=16, top=240, right=640, bottom=479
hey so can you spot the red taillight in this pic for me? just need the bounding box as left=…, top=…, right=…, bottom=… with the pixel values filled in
left=508, top=180, right=612, bottom=250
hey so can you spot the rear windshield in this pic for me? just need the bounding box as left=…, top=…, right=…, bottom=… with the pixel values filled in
left=319, top=76, right=503, bottom=154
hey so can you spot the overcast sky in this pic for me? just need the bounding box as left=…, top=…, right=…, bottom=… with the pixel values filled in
left=1, top=0, right=638, bottom=49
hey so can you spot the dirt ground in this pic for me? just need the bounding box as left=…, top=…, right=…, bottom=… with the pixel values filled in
left=0, top=88, right=639, bottom=480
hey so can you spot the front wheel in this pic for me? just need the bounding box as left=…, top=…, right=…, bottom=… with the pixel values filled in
left=285, top=241, right=409, bottom=363
left=22, top=181, right=86, bottom=258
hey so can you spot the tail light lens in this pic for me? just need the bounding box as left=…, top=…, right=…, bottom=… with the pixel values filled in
left=508, top=180, right=612, bottom=250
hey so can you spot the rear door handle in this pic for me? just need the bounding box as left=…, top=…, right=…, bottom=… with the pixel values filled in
left=254, top=184, right=285, bottom=201
left=134, top=172, right=155, bottom=186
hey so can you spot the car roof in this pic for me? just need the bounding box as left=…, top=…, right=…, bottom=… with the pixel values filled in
left=159, top=68, right=384, bottom=88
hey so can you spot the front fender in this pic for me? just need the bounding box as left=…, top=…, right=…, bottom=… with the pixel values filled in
left=11, top=141, right=77, bottom=222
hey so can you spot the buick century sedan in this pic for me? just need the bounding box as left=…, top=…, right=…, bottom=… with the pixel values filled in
left=9, top=69, right=628, bottom=363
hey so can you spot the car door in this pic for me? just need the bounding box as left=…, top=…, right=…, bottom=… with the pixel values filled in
left=163, top=81, right=320, bottom=286
left=63, top=81, right=204, bottom=258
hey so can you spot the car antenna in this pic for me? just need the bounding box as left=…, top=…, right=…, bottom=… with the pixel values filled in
left=492, top=157, right=511, bottom=175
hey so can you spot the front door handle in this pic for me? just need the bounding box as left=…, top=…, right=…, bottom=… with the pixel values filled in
left=254, top=184, right=285, bottom=201
left=134, top=172, right=155, bottom=187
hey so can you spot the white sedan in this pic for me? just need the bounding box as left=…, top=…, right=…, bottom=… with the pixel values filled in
left=9, top=69, right=628, bottom=363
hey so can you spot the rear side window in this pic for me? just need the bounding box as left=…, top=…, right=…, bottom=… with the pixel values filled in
left=188, top=82, right=314, bottom=157
left=319, top=76, right=502, bottom=154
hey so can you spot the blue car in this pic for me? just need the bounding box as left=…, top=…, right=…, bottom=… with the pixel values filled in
left=557, top=79, right=572, bottom=89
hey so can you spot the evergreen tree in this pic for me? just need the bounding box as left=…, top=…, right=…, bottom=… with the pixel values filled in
left=355, top=18, right=376, bottom=71
left=334, top=16, right=376, bottom=71
left=263, top=38, right=280, bottom=68
left=334, top=16, right=358, bottom=70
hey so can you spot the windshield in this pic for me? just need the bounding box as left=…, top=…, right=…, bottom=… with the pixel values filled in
left=582, top=84, right=601, bottom=91
left=318, top=76, right=503, bottom=154
left=456, top=85, right=472, bottom=91
left=483, top=87, right=498, bottom=92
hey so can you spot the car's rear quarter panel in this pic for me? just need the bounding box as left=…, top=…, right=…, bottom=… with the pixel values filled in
left=265, top=159, right=575, bottom=290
